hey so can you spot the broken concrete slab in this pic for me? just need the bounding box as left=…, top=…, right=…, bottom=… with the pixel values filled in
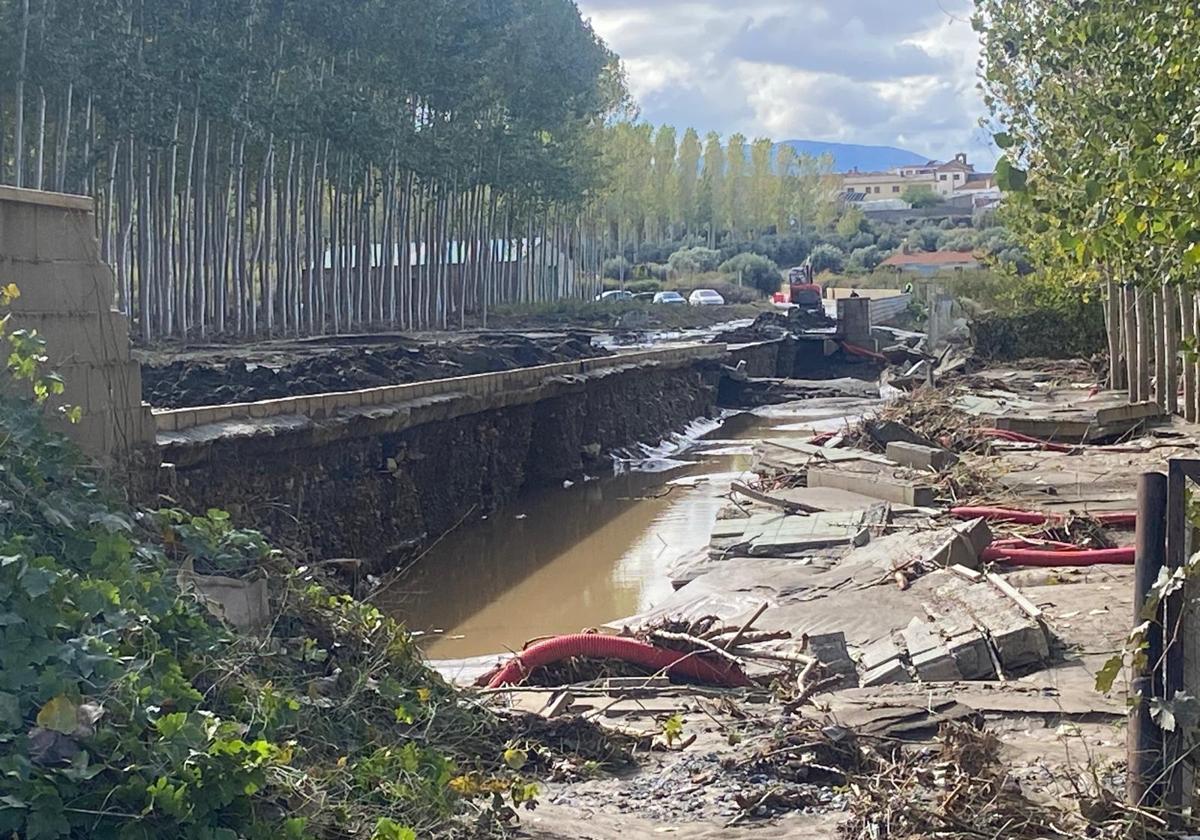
left=864, top=419, right=937, bottom=449
left=807, top=463, right=937, bottom=507
left=929, top=576, right=1049, bottom=673
left=886, top=441, right=958, bottom=471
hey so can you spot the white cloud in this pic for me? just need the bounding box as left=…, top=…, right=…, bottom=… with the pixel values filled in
left=579, top=0, right=994, bottom=166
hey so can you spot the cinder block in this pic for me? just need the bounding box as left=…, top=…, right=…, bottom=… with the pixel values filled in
left=857, top=635, right=905, bottom=671
left=1, top=259, right=114, bottom=313
left=5, top=311, right=131, bottom=364
left=945, top=631, right=995, bottom=680
left=910, top=646, right=963, bottom=682
left=886, top=441, right=959, bottom=471
left=35, top=204, right=100, bottom=262
left=0, top=200, right=38, bottom=259
left=861, top=658, right=911, bottom=687
left=807, top=465, right=937, bottom=507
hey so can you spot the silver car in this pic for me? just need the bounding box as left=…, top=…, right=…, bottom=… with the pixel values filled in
left=688, top=289, right=725, bottom=306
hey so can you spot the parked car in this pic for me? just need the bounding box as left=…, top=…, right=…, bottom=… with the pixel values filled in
left=631, top=292, right=657, bottom=302
left=595, top=289, right=634, bottom=303
left=653, top=291, right=686, bottom=305
left=688, top=289, right=725, bottom=306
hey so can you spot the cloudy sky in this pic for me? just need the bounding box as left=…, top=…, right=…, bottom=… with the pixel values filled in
left=577, top=0, right=995, bottom=166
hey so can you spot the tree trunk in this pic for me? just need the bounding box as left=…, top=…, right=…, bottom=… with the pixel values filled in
left=1179, top=286, right=1196, bottom=421
left=1136, top=285, right=1152, bottom=403
left=1163, top=283, right=1179, bottom=415
left=13, top=0, right=30, bottom=188
left=1104, top=275, right=1124, bottom=389
left=1122, top=281, right=1139, bottom=401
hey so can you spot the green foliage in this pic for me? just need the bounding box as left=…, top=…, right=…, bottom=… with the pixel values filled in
left=907, top=226, right=943, bottom=253
left=808, top=244, right=845, bottom=275
left=902, top=186, right=940, bottom=209
left=976, top=0, right=1200, bottom=292
left=668, top=247, right=722, bottom=275
left=846, top=246, right=883, bottom=274
left=718, top=253, right=781, bottom=296
left=0, top=298, right=546, bottom=837
left=602, top=256, right=632, bottom=281
left=835, top=207, right=867, bottom=238
left=599, top=123, right=837, bottom=247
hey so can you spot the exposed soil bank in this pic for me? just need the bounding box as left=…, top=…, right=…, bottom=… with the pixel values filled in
left=160, top=358, right=721, bottom=568
left=140, top=332, right=606, bottom=408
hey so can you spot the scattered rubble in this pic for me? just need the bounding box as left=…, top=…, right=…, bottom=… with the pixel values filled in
left=455, top=351, right=1192, bottom=835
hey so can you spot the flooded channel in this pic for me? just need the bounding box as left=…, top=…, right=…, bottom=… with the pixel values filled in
left=380, top=399, right=875, bottom=660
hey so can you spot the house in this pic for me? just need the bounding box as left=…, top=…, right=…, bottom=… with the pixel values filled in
left=878, top=250, right=981, bottom=275
left=841, top=154, right=997, bottom=205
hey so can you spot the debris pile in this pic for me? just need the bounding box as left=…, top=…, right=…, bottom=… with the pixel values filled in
left=839, top=724, right=1131, bottom=839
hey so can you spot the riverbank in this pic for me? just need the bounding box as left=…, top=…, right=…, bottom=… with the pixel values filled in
left=452, top=358, right=1189, bottom=838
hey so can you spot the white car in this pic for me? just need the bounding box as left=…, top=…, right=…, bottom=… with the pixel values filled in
left=653, top=291, right=686, bottom=305
left=688, top=289, right=725, bottom=306
left=595, top=289, right=634, bottom=303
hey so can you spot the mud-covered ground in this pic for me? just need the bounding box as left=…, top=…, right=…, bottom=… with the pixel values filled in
left=140, top=332, right=606, bottom=408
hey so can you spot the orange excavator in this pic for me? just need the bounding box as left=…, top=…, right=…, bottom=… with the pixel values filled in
left=787, top=261, right=823, bottom=313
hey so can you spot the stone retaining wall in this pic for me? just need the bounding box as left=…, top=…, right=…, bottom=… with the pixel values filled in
left=159, top=352, right=724, bottom=567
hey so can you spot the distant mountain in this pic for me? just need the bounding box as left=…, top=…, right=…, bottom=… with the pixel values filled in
left=775, top=140, right=929, bottom=173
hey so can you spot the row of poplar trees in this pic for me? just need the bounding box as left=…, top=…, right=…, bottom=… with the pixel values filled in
left=0, top=0, right=625, bottom=340
left=600, top=123, right=835, bottom=258
left=977, top=0, right=1200, bottom=419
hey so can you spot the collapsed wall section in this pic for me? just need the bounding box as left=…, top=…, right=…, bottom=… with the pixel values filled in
left=158, top=358, right=720, bottom=568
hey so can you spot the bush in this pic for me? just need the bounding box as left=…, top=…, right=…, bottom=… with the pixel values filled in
left=848, top=231, right=876, bottom=251
left=602, top=256, right=631, bottom=280
left=907, top=226, right=943, bottom=252
left=808, top=243, right=845, bottom=274
left=718, top=253, right=781, bottom=296
left=940, top=229, right=978, bottom=253
left=668, top=246, right=722, bottom=275
left=847, top=245, right=884, bottom=273
left=643, top=262, right=670, bottom=281
left=626, top=279, right=661, bottom=294
left=902, top=185, right=941, bottom=208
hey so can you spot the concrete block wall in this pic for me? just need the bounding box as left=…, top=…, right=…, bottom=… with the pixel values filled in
left=0, top=185, right=155, bottom=463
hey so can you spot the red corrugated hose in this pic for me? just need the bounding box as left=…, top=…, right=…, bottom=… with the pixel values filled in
left=482, top=633, right=753, bottom=689
left=951, top=506, right=1137, bottom=528
left=840, top=342, right=889, bottom=363
left=982, top=538, right=1135, bottom=567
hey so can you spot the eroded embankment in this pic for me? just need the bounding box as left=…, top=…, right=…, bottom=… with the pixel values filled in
left=140, top=332, right=606, bottom=408
left=159, top=357, right=721, bottom=569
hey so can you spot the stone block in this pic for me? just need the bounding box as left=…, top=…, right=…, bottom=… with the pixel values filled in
left=35, top=203, right=100, bottom=262
left=858, top=635, right=905, bottom=671
left=0, top=199, right=38, bottom=260
left=886, top=441, right=959, bottom=471
left=1, top=259, right=114, bottom=313
left=6, top=310, right=131, bottom=363
left=807, top=465, right=937, bottom=507
left=945, top=631, right=996, bottom=680
left=988, top=618, right=1049, bottom=671
left=910, top=646, right=963, bottom=682
left=861, top=658, right=911, bottom=687
left=901, top=617, right=942, bottom=658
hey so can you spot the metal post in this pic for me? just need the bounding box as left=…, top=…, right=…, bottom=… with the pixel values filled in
left=1129, top=471, right=1167, bottom=807
left=1165, top=462, right=1189, bottom=812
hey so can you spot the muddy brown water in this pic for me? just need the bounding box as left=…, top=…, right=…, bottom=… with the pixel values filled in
left=380, top=398, right=875, bottom=660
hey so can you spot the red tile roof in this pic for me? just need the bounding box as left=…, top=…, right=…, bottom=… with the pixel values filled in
left=880, top=250, right=980, bottom=268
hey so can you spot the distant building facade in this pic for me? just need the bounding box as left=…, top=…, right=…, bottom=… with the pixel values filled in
left=841, top=154, right=999, bottom=206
